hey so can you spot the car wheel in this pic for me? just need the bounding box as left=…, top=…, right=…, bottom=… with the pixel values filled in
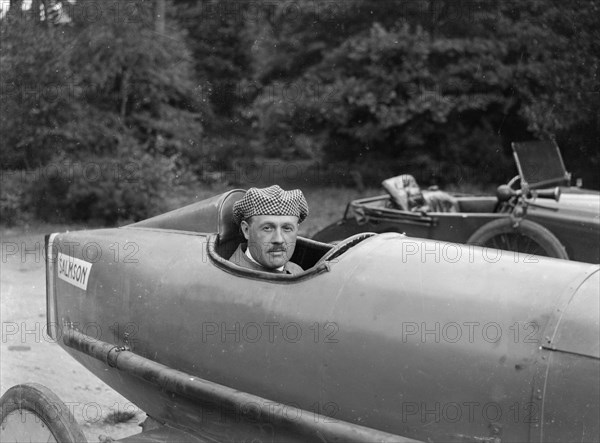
left=467, top=219, right=569, bottom=260
left=0, top=383, right=88, bottom=443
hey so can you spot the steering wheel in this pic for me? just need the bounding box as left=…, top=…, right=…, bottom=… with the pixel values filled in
left=506, top=175, right=521, bottom=190
left=495, top=175, right=523, bottom=213
left=317, top=233, right=377, bottom=265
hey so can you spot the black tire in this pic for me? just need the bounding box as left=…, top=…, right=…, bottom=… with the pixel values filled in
left=0, top=383, right=88, bottom=443
left=467, top=219, right=569, bottom=260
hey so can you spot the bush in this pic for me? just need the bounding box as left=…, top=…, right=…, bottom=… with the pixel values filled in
left=0, top=171, right=29, bottom=226
left=247, top=2, right=599, bottom=188
left=22, top=154, right=178, bottom=225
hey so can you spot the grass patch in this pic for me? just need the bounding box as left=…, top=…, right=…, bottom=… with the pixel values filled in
left=1, top=184, right=373, bottom=240
left=299, top=186, right=379, bottom=238
left=2, top=178, right=491, bottom=241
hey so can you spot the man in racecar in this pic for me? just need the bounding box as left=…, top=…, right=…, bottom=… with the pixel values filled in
left=229, top=185, right=308, bottom=275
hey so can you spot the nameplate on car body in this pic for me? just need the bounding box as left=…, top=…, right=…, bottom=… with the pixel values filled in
left=57, top=253, right=92, bottom=290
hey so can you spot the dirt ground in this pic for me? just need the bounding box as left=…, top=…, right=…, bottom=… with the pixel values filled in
left=1, top=225, right=142, bottom=442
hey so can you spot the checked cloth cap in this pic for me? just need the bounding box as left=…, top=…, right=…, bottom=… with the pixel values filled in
left=233, top=185, right=308, bottom=224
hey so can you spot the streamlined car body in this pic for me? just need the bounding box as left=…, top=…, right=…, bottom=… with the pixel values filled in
left=1, top=189, right=599, bottom=442
left=313, top=141, right=600, bottom=264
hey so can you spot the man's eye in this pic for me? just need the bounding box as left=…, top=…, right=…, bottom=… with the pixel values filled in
left=263, top=226, right=273, bottom=231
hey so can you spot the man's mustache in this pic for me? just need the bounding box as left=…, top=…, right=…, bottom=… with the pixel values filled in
left=268, top=247, right=287, bottom=253
left=248, top=241, right=294, bottom=253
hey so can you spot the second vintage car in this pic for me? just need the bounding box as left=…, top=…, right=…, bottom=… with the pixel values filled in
left=313, top=141, right=600, bottom=263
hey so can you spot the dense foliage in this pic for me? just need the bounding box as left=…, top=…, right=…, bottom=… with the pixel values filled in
left=1, top=0, right=598, bottom=224
left=250, top=0, right=599, bottom=185
left=1, top=1, right=205, bottom=223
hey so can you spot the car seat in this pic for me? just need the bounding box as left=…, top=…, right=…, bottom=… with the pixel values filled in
left=214, top=189, right=246, bottom=258
left=382, top=174, right=458, bottom=213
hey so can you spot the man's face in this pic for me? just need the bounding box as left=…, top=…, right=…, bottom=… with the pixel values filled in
left=241, top=215, right=299, bottom=270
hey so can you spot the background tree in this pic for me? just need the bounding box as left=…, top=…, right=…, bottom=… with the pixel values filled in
left=248, top=0, right=599, bottom=187
left=1, top=0, right=208, bottom=223
left=1, top=0, right=598, bottom=225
